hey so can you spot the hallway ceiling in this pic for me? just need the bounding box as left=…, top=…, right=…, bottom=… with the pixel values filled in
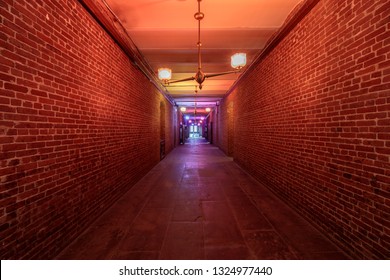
left=104, top=0, right=303, bottom=114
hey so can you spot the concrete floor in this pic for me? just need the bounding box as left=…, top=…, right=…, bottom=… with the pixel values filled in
left=56, top=138, right=349, bottom=260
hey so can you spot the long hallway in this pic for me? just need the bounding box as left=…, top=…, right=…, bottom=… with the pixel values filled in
left=56, top=139, right=348, bottom=260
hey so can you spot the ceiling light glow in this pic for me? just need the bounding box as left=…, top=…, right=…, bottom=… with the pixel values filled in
left=158, top=68, right=172, bottom=80
left=231, top=53, right=247, bottom=69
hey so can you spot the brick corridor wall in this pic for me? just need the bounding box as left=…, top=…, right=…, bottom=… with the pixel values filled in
left=219, top=0, right=390, bottom=259
left=211, top=108, right=218, bottom=146
left=218, top=98, right=235, bottom=157
left=216, top=104, right=227, bottom=155
left=0, top=0, right=174, bottom=259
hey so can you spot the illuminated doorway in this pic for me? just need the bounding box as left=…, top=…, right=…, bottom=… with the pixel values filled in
left=189, top=125, right=202, bottom=138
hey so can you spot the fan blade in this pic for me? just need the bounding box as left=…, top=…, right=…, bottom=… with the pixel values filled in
left=204, top=70, right=240, bottom=79
left=167, top=76, right=195, bottom=85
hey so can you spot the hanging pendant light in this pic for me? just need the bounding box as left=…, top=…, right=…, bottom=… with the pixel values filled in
left=231, top=53, right=247, bottom=69
left=158, top=68, right=172, bottom=82
left=158, top=0, right=246, bottom=89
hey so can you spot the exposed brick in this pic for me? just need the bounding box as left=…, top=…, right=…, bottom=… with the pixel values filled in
left=217, top=0, right=390, bottom=259
left=0, top=0, right=175, bottom=259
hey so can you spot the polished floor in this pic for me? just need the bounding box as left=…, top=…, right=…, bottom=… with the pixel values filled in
left=57, top=138, right=348, bottom=260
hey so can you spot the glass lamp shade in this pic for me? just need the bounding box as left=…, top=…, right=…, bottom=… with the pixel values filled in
left=158, top=68, right=172, bottom=80
left=180, top=107, right=186, bottom=112
left=231, top=53, right=246, bottom=69
left=205, top=108, right=211, bottom=112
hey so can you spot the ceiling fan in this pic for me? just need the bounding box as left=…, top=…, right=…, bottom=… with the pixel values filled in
left=158, top=0, right=247, bottom=90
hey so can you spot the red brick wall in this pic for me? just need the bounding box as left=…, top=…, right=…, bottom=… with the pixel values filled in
left=211, top=108, right=218, bottom=145
left=0, top=0, right=174, bottom=259
left=218, top=0, right=390, bottom=259
left=218, top=98, right=235, bottom=157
